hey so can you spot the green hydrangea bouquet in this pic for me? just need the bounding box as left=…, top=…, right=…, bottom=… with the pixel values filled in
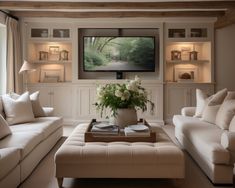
left=95, top=76, right=154, bottom=117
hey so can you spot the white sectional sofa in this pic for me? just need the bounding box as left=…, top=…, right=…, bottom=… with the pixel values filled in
left=173, top=107, right=235, bottom=184
left=0, top=97, right=63, bottom=188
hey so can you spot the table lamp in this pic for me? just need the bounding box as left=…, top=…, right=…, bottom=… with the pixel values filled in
left=19, top=60, right=37, bottom=91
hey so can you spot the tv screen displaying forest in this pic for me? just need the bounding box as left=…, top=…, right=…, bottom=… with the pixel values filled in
left=83, top=36, right=156, bottom=72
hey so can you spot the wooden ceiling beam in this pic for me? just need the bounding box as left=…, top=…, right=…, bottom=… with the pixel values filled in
left=11, top=10, right=225, bottom=18
left=215, top=9, right=235, bottom=29
left=1, top=1, right=235, bottom=10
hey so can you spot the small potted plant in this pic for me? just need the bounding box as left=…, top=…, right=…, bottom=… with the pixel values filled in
left=95, top=76, right=154, bottom=127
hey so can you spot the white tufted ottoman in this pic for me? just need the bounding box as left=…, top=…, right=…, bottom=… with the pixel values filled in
left=55, top=124, right=184, bottom=187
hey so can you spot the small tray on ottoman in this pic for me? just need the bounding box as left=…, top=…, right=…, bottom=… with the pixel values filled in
left=84, top=119, right=156, bottom=142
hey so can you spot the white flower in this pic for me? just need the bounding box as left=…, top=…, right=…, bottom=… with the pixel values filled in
left=97, top=86, right=103, bottom=96
left=123, top=90, right=130, bottom=100
left=134, top=75, right=141, bottom=85
left=127, top=81, right=138, bottom=91
left=115, top=90, right=123, bottom=98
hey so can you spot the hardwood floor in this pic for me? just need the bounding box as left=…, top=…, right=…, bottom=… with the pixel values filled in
left=19, top=124, right=234, bottom=188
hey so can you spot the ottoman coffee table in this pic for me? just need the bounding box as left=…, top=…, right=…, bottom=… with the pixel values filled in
left=55, top=123, right=185, bottom=187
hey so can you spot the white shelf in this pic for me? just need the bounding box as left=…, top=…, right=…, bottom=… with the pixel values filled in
left=32, top=60, right=72, bottom=64
left=166, top=60, right=209, bottom=64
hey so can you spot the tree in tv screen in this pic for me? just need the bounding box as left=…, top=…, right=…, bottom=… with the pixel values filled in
left=83, top=37, right=155, bottom=71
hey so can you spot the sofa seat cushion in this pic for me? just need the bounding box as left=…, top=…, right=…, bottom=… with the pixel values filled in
left=10, top=117, right=63, bottom=140
left=173, top=115, right=230, bottom=164
left=0, top=131, right=43, bottom=160
left=0, top=147, right=20, bottom=180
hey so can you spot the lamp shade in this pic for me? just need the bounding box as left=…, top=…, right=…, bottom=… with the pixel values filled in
left=19, top=60, right=37, bottom=74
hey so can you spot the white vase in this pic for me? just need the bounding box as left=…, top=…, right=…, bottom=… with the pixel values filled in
left=114, top=108, right=138, bottom=128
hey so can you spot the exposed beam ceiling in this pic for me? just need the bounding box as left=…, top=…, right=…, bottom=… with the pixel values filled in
left=0, top=1, right=235, bottom=10
left=215, top=9, right=235, bottom=28
left=11, top=10, right=225, bottom=18
left=0, top=1, right=235, bottom=28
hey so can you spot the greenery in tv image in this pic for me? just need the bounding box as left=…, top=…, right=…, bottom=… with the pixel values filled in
left=84, top=37, right=155, bottom=71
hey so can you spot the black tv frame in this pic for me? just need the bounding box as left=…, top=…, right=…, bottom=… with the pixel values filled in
left=82, top=36, right=157, bottom=78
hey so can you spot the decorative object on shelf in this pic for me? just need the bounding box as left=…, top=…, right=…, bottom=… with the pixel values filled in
left=39, top=51, right=48, bottom=61
left=59, top=50, right=69, bottom=61
left=49, top=46, right=60, bottom=61
left=59, top=30, right=64, bottom=38
left=40, top=68, right=64, bottom=83
left=189, top=51, right=198, bottom=60
left=180, top=46, right=191, bottom=60
left=174, top=67, right=198, bottom=82
left=41, top=30, right=48, bottom=38
left=95, top=76, right=154, bottom=128
left=171, top=50, right=181, bottom=60
left=19, top=60, right=37, bottom=90
left=189, top=45, right=198, bottom=60
left=49, top=46, right=60, bottom=55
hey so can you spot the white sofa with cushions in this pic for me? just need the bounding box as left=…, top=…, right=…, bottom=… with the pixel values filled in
left=173, top=88, right=235, bottom=184
left=0, top=92, right=63, bottom=188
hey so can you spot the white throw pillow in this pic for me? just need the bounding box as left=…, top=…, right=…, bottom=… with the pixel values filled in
left=201, top=88, right=227, bottom=124
left=30, top=91, right=46, bottom=117
left=229, top=116, right=235, bottom=132
left=2, top=92, right=35, bottom=125
left=194, top=89, right=210, bottom=118
left=215, top=92, right=235, bottom=130
left=0, top=114, right=11, bottom=139
left=10, top=91, right=45, bottom=117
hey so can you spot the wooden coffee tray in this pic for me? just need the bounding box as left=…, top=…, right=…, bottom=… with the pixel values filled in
left=84, top=119, right=156, bottom=142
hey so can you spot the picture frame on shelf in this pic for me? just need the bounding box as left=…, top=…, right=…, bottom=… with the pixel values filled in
left=39, top=51, right=48, bottom=61
left=49, top=46, right=60, bottom=55
left=40, top=68, right=64, bottom=83
left=174, top=67, right=198, bottom=82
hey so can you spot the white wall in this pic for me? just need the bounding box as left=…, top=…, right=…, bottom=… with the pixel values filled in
left=215, top=24, right=235, bottom=91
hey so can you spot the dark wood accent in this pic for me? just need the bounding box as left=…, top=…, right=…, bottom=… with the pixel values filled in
left=1, top=1, right=235, bottom=10
left=84, top=119, right=157, bottom=143
left=11, top=11, right=225, bottom=18
left=215, top=9, right=235, bottom=29
left=0, top=10, right=18, bottom=20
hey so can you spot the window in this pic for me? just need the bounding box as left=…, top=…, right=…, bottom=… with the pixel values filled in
left=0, top=23, right=6, bottom=94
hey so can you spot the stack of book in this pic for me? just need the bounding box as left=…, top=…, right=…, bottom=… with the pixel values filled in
left=91, top=122, right=119, bottom=135
left=124, top=124, right=150, bottom=137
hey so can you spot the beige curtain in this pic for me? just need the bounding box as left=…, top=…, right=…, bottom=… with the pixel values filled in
left=6, top=16, right=22, bottom=93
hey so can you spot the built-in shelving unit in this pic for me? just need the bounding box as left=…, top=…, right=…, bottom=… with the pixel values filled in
left=164, top=22, right=214, bottom=122
left=26, top=24, right=73, bottom=84
left=23, top=19, right=215, bottom=124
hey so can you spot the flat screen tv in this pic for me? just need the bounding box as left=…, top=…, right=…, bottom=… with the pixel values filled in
left=83, top=36, right=156, bottom=72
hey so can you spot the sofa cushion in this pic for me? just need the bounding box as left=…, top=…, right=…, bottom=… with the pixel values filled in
left=194, top=89, right=210, bottom=118
left=215, top=100, right=235, bottom=130
left=0, top=131, right=43, bottom=160
left=2, top=92, right=35, bottom=125
left=173, top=115, right=230, bottom=164
left=11, top=91, right=46, bottom=117
left=10, top=117, right=63, bottom=140
left=202, top=88, right=227, bottom=124
left=0, top=147, right=20, bottom=180
left=215, top=92, right=235, bottom=130
left=0, top=114, right=12, bottom=139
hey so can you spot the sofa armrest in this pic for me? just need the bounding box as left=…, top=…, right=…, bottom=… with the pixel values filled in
left=221, top=131, right=235, bottom=151
left=42, top=107, right=54, bottom=116
left=181, top=107, right=196, bottom=117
